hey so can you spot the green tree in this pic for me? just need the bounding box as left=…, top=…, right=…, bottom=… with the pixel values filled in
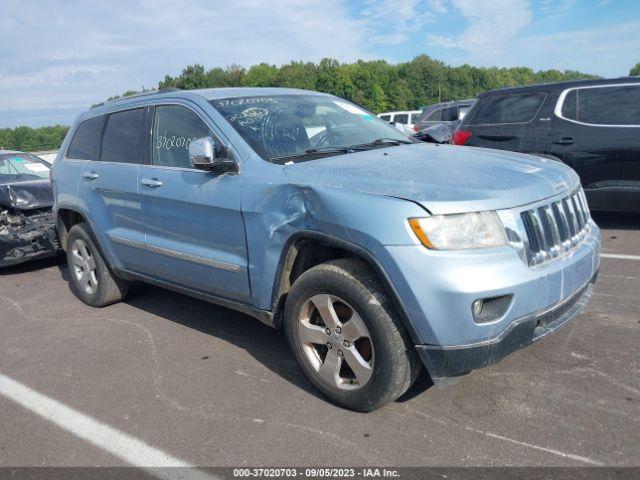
left=245, top=63, right=279, bottom=87
left=0, top=125, right=69, bottom=152
left=631, top=63, right=640, bottom=76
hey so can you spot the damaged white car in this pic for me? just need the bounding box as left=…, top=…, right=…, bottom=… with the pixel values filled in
left=0, top=151, right=60, bottom=267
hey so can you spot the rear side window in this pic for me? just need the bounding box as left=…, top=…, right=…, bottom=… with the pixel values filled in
left=410, top=113, right=421, bottom=124
left=101, top=108, right=148, bottom=164
left=441, top=106, right=458, bottom=122
left=394, top=114, right=408, bottom=124
left=67, top=116, right=105, bottom=160
left=425, top=109, right=441, bottom=122
left=560, top=85, right=640, bottom=126
left=469, top=93, right=546, bottom=125
left=379, top=114, right=391, bottom=122
left=152, top=105, right=212, bottom=168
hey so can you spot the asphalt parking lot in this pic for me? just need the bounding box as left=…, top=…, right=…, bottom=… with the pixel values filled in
left=0, top=212, right=638, bottom=468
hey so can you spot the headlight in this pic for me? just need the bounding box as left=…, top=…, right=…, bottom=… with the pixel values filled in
left=409, top=211, right=507, bottom=250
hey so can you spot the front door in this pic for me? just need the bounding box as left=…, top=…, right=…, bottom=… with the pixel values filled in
left=140, top=104, right=250, bottom=302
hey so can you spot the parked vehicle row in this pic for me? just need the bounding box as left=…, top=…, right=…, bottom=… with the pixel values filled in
left=455, top=77, right=640, bottom=212
left=48, top=87, right=600, bottom=411
left=0, top=151, right=60, bottom=267
left=377, top=110, right=422, bottom=131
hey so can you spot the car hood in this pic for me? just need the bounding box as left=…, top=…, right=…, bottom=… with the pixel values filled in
left=0, top=179, right=53, bottom=210
left=283, top=144, right=580, bottom=215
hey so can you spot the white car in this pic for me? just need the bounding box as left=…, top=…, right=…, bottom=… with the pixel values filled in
left=377, top=110, right=422, bottom=132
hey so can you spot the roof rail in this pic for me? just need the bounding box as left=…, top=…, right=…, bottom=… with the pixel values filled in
left=92, top=88, right=181, bottom=108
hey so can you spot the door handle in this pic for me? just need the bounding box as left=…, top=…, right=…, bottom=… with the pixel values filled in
left=141, top=178, right=163, bottom=188
left=82, top=172, right=99, bottom=180
left=552, top=137, right=575, bottom=145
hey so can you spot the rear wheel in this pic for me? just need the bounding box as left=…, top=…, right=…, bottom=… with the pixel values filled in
left=284, top=258, right=420, bottom=412
left=66, top=223, right=128, bottom=307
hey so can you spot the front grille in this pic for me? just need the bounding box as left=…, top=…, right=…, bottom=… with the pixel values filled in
left=520, top=189, right=591, bottom=266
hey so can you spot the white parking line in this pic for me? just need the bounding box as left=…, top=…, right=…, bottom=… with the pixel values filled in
left=601, top=253, right=640, bottom=260
left=0, top=373, right=217, bottom=480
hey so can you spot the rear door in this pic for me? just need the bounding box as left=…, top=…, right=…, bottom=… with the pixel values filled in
left=550, top=83, right=640, bottom=210
left=78, top=107, right=152, bottom=275
left=140, top=103, right=250, bottom=302
left=463, top=92, right=550, bottom=153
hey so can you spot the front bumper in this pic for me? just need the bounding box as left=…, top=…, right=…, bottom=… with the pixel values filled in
left=0, top=210, right=60, bottom=267
left=415, top=271, right=596, bottom=382
left=375, top=214, right=600, bottom=383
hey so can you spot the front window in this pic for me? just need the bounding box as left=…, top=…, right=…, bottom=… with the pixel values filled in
left=153, top=105, right=213, bottom=168
left=0, top=153, right=50, bottom=181
left=210, top=95, right=412, bottom=163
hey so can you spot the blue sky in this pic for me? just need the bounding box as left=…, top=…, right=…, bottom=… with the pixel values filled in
left=1, top=0, right=638, bottom=128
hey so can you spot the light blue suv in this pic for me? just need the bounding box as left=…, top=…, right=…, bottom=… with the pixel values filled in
left=52, top=88, right=600, bottom=411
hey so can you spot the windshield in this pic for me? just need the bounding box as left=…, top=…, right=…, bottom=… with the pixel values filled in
left=0, top=153, right=50, bottom=182
left=210, top=95, right=412, bottom=163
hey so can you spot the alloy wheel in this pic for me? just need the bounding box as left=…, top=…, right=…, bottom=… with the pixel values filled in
left=70, top=239, right=98, bottom=295
left=297, top=293, right=374, bottom=390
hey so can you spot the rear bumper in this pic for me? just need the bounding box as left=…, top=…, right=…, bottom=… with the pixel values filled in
left=415, top=271, right=597, bottom=383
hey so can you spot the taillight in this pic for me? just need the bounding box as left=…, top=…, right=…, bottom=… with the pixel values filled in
left=453, top=130, right=472, bottom=145
left=413, top=124, right=420, bottom=132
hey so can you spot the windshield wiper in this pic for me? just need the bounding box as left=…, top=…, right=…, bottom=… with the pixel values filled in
left=270, top=138, right=414, bottom=164
left=344, top=137, right=415, bottom=151
left=270, top=146, right=353, bottom=164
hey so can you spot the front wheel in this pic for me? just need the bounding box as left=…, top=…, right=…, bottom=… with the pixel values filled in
left=284, top=258, right=420, bottom=412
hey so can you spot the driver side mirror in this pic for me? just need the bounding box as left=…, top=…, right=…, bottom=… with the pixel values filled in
left=189, top=137, right=237, bottom=173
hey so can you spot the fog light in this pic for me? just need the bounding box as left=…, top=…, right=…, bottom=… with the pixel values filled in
left=472, top=299, right=484, bottom=317
left=472, top=294, right=513, bottom=323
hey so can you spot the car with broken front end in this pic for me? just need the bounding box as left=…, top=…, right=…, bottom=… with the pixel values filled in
left=52, top=88, right=600, bottom=411
left=0, top=151, right=60, bottom=267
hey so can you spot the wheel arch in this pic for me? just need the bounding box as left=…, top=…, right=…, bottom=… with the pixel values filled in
left=56, top=206, right=88, bottom=251
left=270, top=230, right=421, bottom=343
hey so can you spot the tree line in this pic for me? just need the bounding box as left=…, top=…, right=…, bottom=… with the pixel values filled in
left=157, top=55, right=598, bottom=113
left=0, top=125, right=69, bottom=153
left=5, top=55, right=639, bottom=152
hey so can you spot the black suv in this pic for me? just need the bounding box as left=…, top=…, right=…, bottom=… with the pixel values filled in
left=455, top=78, right=640, bottom=212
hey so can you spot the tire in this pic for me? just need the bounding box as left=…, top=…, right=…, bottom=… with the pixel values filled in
left=284, top=258, right=420, bottom=412
left=66, top=223, right=128, bottom=307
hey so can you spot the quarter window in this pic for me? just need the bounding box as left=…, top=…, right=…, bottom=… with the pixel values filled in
left=379, top=114, right=391, bottom=122
left=561, top=85, right=640, bottom=126
left=153, top=106, right=212, bottom=168
left=67, top=116, right=105, bottom=160
left=101, top=108, right=148, bottom=164
left=441, top=106, right=458, bottom=122
left=458, top=105, right=471, bottom=120
left=469, top=93, right=546, bottom=125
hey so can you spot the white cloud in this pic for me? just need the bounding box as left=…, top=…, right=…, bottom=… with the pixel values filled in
left=0, top=65, right=118, bottom=89
left=538, top=0, right=577, bottom=14
left=0, top=0, right=373, bottom=125
left=427, top=0, right=448, bottom=14
left=428, top=0, right=533, bottom=57
left=362, top=0, right=421, bottom=44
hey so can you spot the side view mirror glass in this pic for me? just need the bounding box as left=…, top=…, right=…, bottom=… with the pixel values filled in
left=189, top=136, right=237, bottom=173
